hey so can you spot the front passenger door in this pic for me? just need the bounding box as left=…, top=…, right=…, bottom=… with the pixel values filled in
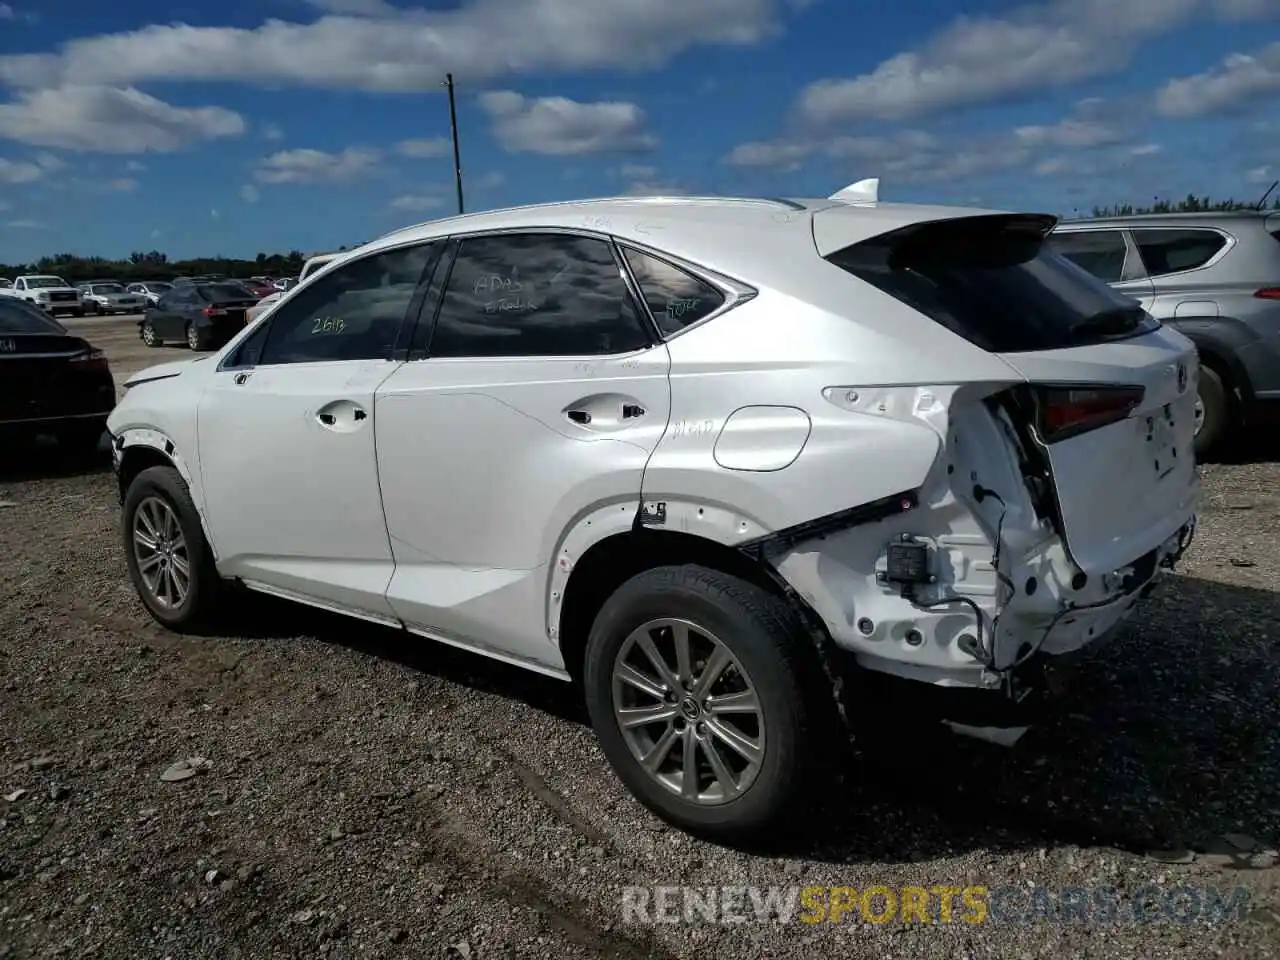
left=195, top=241, right=441, bottom=620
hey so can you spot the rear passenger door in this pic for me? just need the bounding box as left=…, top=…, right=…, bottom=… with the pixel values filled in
left=373, top=230, right=672, bottom=668
left=1047, top=228, right=1154, bottom=308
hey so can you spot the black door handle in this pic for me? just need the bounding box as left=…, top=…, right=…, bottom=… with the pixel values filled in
left=622, top=404, right=645, bottom=419
left=318, top=413, right=336, bottom=425
left=567, top=410, right=591, bottom=424
left=353, top=408, right=367, bottom=421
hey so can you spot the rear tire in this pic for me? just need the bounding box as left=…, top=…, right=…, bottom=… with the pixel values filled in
left=141, top=321, right=161, bottom=347
left=186, top=322, right=207, bottom=351
left=1194, top=365, right=1230, bottom=459
left=122, top=465, right=220, bottom=630
left=583, top=564, right=836, bottom=842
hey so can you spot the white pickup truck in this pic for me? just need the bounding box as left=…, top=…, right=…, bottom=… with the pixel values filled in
left=0, top=275, right=84, bottom=317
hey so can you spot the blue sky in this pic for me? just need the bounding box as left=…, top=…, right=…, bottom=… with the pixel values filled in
left=1, top=0, right=1278, bottom=264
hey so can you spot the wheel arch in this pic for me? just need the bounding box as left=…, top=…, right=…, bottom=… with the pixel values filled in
left=556, top=526, right=803, bottom=684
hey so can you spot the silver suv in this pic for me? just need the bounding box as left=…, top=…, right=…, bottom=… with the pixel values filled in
left=1049, top=211, right=1280, bottom=455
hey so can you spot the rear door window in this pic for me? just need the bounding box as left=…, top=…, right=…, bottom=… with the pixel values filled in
left=1131, top=229, right=1227, bottom=277
left=1046, top=230, right=1128, bottom=282
left=827, top=214, right=1158, bottom=354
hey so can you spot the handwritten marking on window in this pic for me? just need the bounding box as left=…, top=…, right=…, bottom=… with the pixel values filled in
left=484, top=296, right=537, bottom=314
left=311, top=316, right=346, bottom=335
left=666, top=298, right=700, bottom=321
left=474, top=272, right=522, bottom=296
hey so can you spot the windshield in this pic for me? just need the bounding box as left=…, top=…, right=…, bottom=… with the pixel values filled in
left=26, top=277, right=69, bottom=289
left=0, top=298, right=66, bottom=333
left=93, top=284, right=126, bottom=294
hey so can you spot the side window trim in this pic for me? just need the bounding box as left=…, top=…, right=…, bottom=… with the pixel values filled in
left=1119, top=230, right=1146, bottom=282
left=406, top=238, right=458, bottom=361
left=391, top=240, right=448, bottom=361
left=614, top=239, right=757, bottom=341
left=1129, top=226, right=1234, bottom=280
left=417, top=228, right=656, bottom=361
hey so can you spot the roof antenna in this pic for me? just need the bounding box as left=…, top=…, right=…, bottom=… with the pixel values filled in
left=829, top=178, right=879, bottom=204
left=1256, top=179, right=1278, bottom=211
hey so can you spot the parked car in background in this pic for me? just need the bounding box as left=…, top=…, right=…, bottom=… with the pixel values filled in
left=247, top=253, right=338, bottom=324
left=0, top=278, right=11, bottom=288
left=127, top=281, right=174, bottom=305
left=1049, top=210, right=1280, bottom=455
left=139, top=282, right=261, bottom=350
left=0, top=296, right=114, bottom=455
left=107, top=186, right=1197, bottom=841
left=0, top=275, right=84, bottom=317
left=273, top=277, right=298, bottom=291
left=78, top=281, right=147, bottom=315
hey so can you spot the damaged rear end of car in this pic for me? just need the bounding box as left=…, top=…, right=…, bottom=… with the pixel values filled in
left=759, top=207, right=1198, bottom=740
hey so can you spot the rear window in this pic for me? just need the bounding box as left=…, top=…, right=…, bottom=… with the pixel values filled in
left=0, top=298, right=66, bottom=334
left=826, top=214, right=1158, bottom=353
left=200, top=284, right=255, bottom=302
left=1131, top=228, right=1227, bottom=277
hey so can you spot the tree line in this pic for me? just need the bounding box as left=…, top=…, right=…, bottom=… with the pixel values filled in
left=4, top=191, right=1278, bottom=279
left=0, top=245, right=365, bottom=283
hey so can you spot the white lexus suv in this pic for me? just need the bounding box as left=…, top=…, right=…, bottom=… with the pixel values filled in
left=106, top=183, right=1198, bottom=840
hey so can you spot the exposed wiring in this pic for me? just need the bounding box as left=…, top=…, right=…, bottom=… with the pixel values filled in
left=1007, top=591, right=1123, bottom=671
left=910, top=591, right=992, bottom=667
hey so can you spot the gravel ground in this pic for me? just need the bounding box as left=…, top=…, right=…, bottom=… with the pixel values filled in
left=1, top=328, right=1278, bottom=957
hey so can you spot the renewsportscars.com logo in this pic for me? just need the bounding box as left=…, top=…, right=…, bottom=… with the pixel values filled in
left=620, top=884, right=1252, bottom=925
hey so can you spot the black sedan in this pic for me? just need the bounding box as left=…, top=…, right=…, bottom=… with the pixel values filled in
left=0, top=297, right=115, bottom=454
left=139, top=283, right=260, bottom=351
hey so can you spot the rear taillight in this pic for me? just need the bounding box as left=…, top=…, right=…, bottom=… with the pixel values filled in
left=70, top=348, right=109, bottom=373
left=202, top=306, right=227, bottom=317
left=1034, top=385, right=1144, bottom=443
left=1255, top=288, right=1280, bottom=300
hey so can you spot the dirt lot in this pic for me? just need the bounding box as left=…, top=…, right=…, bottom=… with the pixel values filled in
left=2, top=320, right=1279, bottom=958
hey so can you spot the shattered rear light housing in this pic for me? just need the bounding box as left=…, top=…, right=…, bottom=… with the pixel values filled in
left=1033, top=384, right=1145, bottom=444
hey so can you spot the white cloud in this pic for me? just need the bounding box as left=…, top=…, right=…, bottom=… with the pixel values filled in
left=210, top=208, right=219, bottom=219
left=253, top=146, right=380, bottom=183
left=389, top=193, right=443, bottom=211
left=33, top=151, right=65, bottom=170
left=150, top=228, right=162, bottom=239
left=0, top=1, right=792, bottom=92
left=791, top=0, right=1273, bottom=124
left=1015, top=118, right=1123, bottom=149
left=618, top=163, right=657, bottom=180
left=1247, top=164, right=1274, bottom=183
left=624, top=179, right=689, bottom=196
left=470, top=170, right=504, bottom=191
left=1156, top=43, right=1280, bottom=116
left=479, top=91, right=656, bottom=155
left=722, top=139, right=810, bottom=171
left=0, top=85, right=244, bottom=153
left=1129, top=143, right=1163, bottom=156
left=394, top=137, right=450, bottom=158
left=0, top=157, right=43, bottom=183
left=107, top=177, right=137, bottom=190
left=0, top=5, right=12, bottom=18
left=8, top=219, right=45, bottom=228
left=125, top=159, right=145, bottom=171
left=240, top=184, right=260, bottom=202
left=262, top=122, right=283, bottom=141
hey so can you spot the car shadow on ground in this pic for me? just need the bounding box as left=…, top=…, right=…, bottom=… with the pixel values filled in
left=0, top=435, right=113, bottom=484
left=220, top=572, right=1280, bottom=864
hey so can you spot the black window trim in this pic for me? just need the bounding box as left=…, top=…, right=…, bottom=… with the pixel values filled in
left=215, top=237, right=444, bottom=373
left=407, top=226, right=662, bottom=362
left=615, top=238, right=757, bottom=341
left=1127, top=225, right=1235, bottom=281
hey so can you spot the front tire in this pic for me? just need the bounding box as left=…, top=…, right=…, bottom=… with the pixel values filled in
left=140, top=321, right=160, bottom=347
left=186, top=322, right=207, bottom=351
left=583, top=565, right=834, bottom=842
left=123, top=465, right=220, bottom=630
left=1194, top=365, right=1230, bottom=459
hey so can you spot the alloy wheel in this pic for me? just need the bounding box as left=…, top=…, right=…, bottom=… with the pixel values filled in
left=610, top=618, right=765, bottom=805
left=132, top=496, right=191, bottom=609
left=141, top=324, right=156, bottom=346
left=187, top=324, right=200, bottom=350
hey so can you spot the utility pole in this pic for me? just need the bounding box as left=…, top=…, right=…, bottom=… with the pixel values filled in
left=443, top=73, right=464, bottom=215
